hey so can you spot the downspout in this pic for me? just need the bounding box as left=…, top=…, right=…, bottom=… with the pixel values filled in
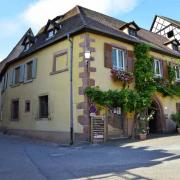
left=67, top=33, right=74, bottom=145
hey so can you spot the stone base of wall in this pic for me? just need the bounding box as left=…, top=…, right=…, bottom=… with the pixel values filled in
left=1, top=128, right=87, bottom=144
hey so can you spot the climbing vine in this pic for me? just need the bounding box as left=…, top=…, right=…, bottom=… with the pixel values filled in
left=85, top=43, right=180, bottom=136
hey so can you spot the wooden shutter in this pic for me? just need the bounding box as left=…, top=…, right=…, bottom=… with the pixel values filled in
left=8, top=68, right=14, bottom=86
left=104, top=43, right=112, bottom=68
left=32, top=58, right=37, bottom=79
left=160, top=60, right=164, bottom=77
left=126, top=50, right=134, bottom=72
left=12, top=69, right=16, bottom=85
left=162, top=60, right=168, bottom=79
left=19, top=64, right=25, bottom=83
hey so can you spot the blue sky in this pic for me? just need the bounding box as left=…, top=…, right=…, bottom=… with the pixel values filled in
left=0, top=0, right=180, bottom=61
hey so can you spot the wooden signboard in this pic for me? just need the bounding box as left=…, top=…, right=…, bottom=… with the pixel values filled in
left=91, top=116, right=106, bottom=143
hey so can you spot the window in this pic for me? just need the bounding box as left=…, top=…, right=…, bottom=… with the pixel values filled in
left=154, top=59, right=162, bottom=77
left=24, top=59, right=37, bottom=82
left=112, top=48, right=125, bottom=70
left=25, top=100, right=30, bottom=112
left=176, top=66, right=180, bottom=81
left=167, top=30, right=174, bottom=38
left=26, top=61, right=33, bottom=80
left=51, top=50, right=68, bottom=74
left=176, top=103, right=180, bottom=113
left=39, top=95, right=48, bottom=118
left=11, top=99, right=19, bottom=121
left=128, top=28, right=137, bottom=37
left=24, top=43, right=32, bottom=51
left=14, top=66, right=20, bottom=84
left=47, top=29, right=57, bottom=39
left=172, top=44, right=178, bottom=51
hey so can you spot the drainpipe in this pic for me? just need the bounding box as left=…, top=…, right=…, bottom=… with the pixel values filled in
left=67, top=33, right=74, bottom=145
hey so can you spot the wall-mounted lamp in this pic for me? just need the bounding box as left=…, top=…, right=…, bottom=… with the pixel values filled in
left=84, top=50, right=91, bottom=59
left=164, top=107, right=168, bottom=110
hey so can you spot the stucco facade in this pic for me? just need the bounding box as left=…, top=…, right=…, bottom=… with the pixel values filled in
left=0, top=6, right=180, bottom=143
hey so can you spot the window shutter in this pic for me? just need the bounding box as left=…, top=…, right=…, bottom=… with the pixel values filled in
left=9, top=68, right=14, bottom=86
left=12, top=69, right=16, bottom=85
left=127, top=50, right=134, bottom=72
left=104, top=43, right=112, bottom=68
left=24, top=64, right=27, bottom=82
left=19, top=64, right=25, bottom=83
left=162, top=61, right=168, bottom=79
left=32, top=58, right=37, bottom=79
left=159, top=60, right=163, bottom=77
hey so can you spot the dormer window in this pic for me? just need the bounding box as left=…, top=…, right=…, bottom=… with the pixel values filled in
left=24, top=42, right=32, bottom=52
left=22, top=30, right=34, bottom=52
left=119, top=21, right=140, bottom=38
left=45, top=20, right=60, bottom=40
left=128, top=28, right=137, bottom=37
left=164, top=39, right=179, bottom=52
left=47, top=29, right=57, bottom=39
left=172, top=44, right=178, bottom=51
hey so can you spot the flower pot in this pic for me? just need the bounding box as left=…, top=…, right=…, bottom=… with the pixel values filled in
left=177, top=128, right=180, bottom=134
left=139, top=133, right=147, bottom=140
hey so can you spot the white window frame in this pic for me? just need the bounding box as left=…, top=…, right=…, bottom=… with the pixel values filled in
left=154, top=59, right=162, bottom=78
left=112, top=47, right=125, bottom=71
left=46, top=29, right=57, bottom=40
left=176, top=65, right=180, bottom=82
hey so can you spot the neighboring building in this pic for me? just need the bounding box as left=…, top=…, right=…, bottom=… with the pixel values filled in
left=151, top=15, right=180, bottom=48
left=0, top=6, right=180, bottom=143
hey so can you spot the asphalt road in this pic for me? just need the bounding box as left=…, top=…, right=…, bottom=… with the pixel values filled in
left=0, top=133, right=180, bottom=180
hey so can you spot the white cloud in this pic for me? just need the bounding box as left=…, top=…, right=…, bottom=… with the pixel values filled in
left=22, top=0, right=140, bottom=31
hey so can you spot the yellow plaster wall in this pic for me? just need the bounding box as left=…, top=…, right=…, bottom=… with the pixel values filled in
left=1, top=36, right=84, bottom=134
left=1, top=32, right=180, bottom=136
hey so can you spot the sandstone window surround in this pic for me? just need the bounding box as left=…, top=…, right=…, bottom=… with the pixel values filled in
left=25, top=100, right=31, bottom=112
left=50, top=49, right=68, bottom=75
left=39, top=95, right=49, bottom=119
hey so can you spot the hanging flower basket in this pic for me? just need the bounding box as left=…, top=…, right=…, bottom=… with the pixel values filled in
left=111, top=69, right=134, bottom=84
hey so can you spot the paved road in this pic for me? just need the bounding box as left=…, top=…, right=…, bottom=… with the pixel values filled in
left=0, top=134, right=180, bottom=180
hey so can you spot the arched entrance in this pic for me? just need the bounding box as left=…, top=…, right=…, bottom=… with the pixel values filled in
left=148, top=97, right=166, bottom=133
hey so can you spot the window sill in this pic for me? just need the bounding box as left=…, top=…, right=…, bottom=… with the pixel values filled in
left=10, top=119, right=19, bottom=122
left=23, top=79, right=33, bottom=84
left=11, top=83, right=21, bottom=88
left=50, top=68, right=68, bottom=75
left=37, top=117, right=51, bottom=121
left=154, top=75, right=162, bottom=79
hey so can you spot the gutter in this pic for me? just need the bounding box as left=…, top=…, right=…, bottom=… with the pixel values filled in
left=67, top=33, right=74, bottom=145
left=1, top=25, right=180, bottom=77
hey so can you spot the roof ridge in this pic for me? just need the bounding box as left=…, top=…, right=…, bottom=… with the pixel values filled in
left=76, top=5, right=87, bottom=26
left=76, top=5, right=127, bottom=25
